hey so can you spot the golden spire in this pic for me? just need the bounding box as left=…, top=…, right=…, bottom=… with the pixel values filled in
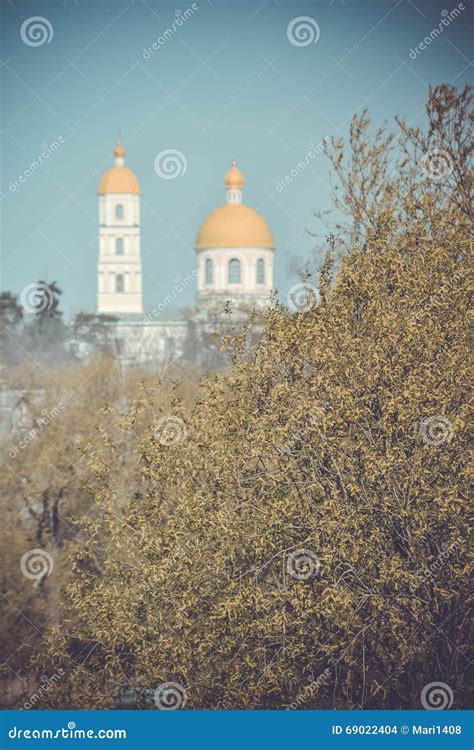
left=224, top=160, right=244, bottom=189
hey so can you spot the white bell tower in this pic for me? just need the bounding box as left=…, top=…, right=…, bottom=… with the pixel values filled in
left=97, top=141, right=143, bottom=315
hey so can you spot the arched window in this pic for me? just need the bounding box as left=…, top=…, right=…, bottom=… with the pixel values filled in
left=115, top=204, right=124, bottom=219
left=205, top=258, right=213, bottom=285
left=116, top=237, right=124, bottom=255
left=116, top=274, right=125, bottom=293
left=228, top=258, right=241, bottom=284
left=256, top=258, right=265, bottom=284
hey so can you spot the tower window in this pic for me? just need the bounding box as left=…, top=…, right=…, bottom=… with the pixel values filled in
left=115, top=204, right=124, bottom=219
left=116, top=274, right=125, bottom=293
left=205, top=258, right=213, bottom=285
left=228, top=258, right=241, bottom=284
left=256, top=258, right=265, bottom=284
left=116, top=238, right=124, bottom=255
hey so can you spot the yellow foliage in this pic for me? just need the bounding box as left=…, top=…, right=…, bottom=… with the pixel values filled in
left=23, top=86, right=474, bottom=709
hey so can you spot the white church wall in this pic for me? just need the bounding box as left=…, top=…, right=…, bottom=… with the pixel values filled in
left=196, top=246, right=274, bottom=308
left=112, top=321, right=189, bottom=367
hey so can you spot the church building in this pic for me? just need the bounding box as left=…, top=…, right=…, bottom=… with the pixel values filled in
left=96, top=142, right=275, bottom=367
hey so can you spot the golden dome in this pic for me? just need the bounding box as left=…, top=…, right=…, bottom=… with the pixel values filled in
left=225, top=160, right=244, bottom=189
left=99, top=167, right=140, bottom=194
left=98, top=142, right=140, bottom=194
left=196, top=204, right=274, bottom=249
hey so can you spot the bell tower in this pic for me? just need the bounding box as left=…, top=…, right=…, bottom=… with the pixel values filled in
left=97, top=141, right=143, bottom=315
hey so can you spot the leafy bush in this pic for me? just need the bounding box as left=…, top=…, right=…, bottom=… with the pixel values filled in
left=41, top=86, right=472, bottom=709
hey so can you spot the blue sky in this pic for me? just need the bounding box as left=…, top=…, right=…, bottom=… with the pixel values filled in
left=1, top=0, right=472, bottom=318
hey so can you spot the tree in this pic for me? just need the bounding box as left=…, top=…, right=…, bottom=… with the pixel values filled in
left=0, top=291, right=24, bottom=367
left=38, top=86, right=471, bottom=710
left=24, top=281, right=70, bottom=364
left=71, top=312, right=119, bottom=357
left=0, top=291, right=23, bottom=329
left=0, top=356, right=201, bottom=707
